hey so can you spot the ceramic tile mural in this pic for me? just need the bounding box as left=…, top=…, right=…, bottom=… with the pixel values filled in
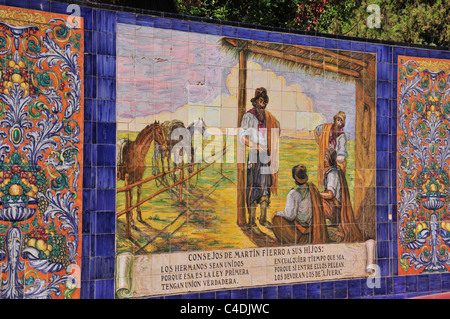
left=397, top=56, right=450, bottom=275
left=0, top=6, right=83, bottom=298
left=115, top=24, right=377, bottom=298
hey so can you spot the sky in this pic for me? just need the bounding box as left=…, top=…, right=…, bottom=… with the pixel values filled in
left=116, top=23, right=356, bottom=139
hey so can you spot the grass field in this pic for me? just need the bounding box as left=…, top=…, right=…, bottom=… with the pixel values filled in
left=116, top=132, right=355, bottom=255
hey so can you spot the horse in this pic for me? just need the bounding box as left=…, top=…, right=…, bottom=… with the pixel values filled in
left=186, top=118, right=208, bottom=173
left=152, top=119, right=185, bottom=185
left=152, top=118, right=208, bottom=182
left=117, top=121, right=167, bottom=222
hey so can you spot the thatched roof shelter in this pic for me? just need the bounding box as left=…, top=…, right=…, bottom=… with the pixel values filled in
left=219, top=37, right=376, bottom=82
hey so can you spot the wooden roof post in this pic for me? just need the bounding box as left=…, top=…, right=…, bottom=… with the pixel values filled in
left=354, top=55, right=376, bottom=241
left=237, top=40, right=248, bottom=226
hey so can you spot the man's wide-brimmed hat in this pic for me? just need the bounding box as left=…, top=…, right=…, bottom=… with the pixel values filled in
left=250, top=87, right=268, bottom=103
left=333, top=111, right=346, bottom=126
left=292, top=164, right=308, bottom=184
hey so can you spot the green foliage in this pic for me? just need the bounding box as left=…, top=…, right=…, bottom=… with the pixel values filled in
left=174, top=0, right=449, bottom=46
left=399, top=257, right=409, bottom=272
left=21, top=222, right=30, bottom=233
left=0, top=224, right=7, bottom=234
left=317, top=0, right=449, bottom=47
left=176, top=0, right=300, bottom=28
left=176, top=0, right=228, bottom=20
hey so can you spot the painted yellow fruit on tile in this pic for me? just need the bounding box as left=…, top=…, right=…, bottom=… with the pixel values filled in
left=9, top=184, right=23, bottom=196
left=27, top=238, right=36, bottom=248
left=0, top=179, right=10, bottom=188
left=36, top=239, right=47, bottom=252
left=25, top=190, right=35, bottom=197
left=11, top=74, right=22, bottom=83
left=417, top=224, right=423, bottom=233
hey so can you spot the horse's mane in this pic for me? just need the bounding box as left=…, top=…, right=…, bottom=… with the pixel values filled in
left=187, top=118, right=206, bottom=136
left=135, top=122, right=157, bottom=145
left=161, top=120, right=185, bottom=143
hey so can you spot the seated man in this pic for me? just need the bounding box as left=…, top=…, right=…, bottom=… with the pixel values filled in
left=320, top=148, right=362, bottom=243
left=272, top=164, right=329, bottom=245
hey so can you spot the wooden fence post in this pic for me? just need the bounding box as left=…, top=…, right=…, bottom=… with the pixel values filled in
left=125, top=173, right=132, bottom=239
left=179, top=168, right=183, bottom=203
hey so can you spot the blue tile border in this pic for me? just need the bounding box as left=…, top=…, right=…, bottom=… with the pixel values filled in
left=262, top=286, right=278, bottom=299
left=278, top=285, right=292, bottom=299
left=334, top=280, right=348, bottom=299
left=347, top=279, right=361, bottom=299
left=292, top=284, right=306, bottom=299
left=6, top=0, right=450, bottom=300
left=320, top=282, right=334, bottom=299
left=306, top=282, right=321, bottom=299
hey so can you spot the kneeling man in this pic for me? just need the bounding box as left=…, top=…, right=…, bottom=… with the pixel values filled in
left=320, top=148, right=362, bottom=243
left=272, top=164, right=329, bottom=245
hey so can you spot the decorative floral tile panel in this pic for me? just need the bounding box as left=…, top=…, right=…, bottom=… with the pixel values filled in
left=397, top=56, right=450, bottom=275
left=0, top=6, right=83, bottom=299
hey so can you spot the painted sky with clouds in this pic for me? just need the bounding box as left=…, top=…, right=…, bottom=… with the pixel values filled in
left=116, top=23, right=356, bottom=139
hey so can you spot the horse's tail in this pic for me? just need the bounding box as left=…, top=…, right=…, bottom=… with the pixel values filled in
left=116, top=138, right=130, bottom=180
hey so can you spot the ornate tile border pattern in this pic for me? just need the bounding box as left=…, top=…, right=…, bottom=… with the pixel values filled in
left=397, top=57, right=450, bottom=275
left=0, top=4, right=83, bottom=298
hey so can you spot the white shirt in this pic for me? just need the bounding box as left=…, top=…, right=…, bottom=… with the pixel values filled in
left=315, top=124, right=348, bottom=162
left=239, top=111, right=268, bottom=146
left=276, top=186, right=312, bottom=226
left=324, top=168, right=341, bottom=203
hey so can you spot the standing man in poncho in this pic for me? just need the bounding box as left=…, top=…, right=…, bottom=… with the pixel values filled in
left=239, top=87, right=280, bottom=235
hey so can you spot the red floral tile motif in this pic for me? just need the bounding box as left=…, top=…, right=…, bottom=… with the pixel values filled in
left=0, top=6, right=83, bottom=298
left=397, top=56, right=450, bottom=275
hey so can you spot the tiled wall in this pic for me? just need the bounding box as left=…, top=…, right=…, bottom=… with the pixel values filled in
left=3, top=0, right=450, bottom=299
